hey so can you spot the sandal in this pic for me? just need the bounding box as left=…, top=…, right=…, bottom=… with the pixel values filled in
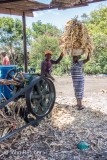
left=78, top=106, right=85, bottom=110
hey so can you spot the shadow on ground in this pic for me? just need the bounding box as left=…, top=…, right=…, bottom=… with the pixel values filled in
left=0, top=99, right=107, bottom=160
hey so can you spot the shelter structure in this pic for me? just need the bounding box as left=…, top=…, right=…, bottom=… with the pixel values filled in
left=0, top=0, right=106, bottom=72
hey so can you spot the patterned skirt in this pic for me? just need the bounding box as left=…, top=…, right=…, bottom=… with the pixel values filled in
left=72, top=77, right=84, bottom=99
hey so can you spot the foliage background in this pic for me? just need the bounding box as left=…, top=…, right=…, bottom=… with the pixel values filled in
left=0, top=6, right=107, bottom=75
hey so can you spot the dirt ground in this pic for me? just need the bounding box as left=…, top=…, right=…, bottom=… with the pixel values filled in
left=54, top=75, right=107, bottom=97
left=1, top=76, right=107, bottom=160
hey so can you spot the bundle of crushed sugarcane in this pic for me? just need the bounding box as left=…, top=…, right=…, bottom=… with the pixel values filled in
left=59, top=19, right=93, bottom=56
left=0, top=98, right=27, bottom=144
left=0, top=79, right=20, bottom=85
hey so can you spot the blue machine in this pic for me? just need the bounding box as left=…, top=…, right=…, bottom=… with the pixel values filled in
left=0, top=65, right=17, bottom=100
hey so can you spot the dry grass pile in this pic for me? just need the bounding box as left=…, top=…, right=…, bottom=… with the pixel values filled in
left=0, top=99, right=28, bottom=147
left=59, top=19, right=93, bottom=56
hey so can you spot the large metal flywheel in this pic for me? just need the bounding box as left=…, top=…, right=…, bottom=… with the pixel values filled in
left=26, top=77, right=56, bottom=118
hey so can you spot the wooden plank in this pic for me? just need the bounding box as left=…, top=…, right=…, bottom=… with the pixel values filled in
left=51, top=0, right=107, bottom=7
left=0, top=2, right=47, bottom=8
left=0, top=8, right=33, bottom=16
left=0, top=0, right=23, bottom=3
left=87, top=0, right=107, bottom=4
left=50, top=0, right=107, bottom=10
left=0, top=0, right=49, bottom=12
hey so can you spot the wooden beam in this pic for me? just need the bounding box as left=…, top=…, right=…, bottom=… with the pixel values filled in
left=87, top=0, right=107, bottom=4
left=0, top=0, right=22, bottom=3
left=0, top=8, right=33, bottom=16
left=30, top=6, right=57, bottom=12
left=48, top=0, right=107, bottom=10
left=22, top=12, right=28, bottom=72
left=0, top=0, right=49, bottom=14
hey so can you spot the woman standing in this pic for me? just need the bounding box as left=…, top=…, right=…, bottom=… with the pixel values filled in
left=41, top=50, right=64, bottom=80
left=71, top=53, right=90, bottom=110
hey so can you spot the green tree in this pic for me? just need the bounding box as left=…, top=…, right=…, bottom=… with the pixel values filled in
left=29, top=21, right=62, bottom=73
left=81, top=13, right=89, bottom=23
left=32, top=20, right=62, bottom=38
left=81, top=6, right=107, bottom=74
left=0, top=17, right=31, bottom=65
left=29, top=35, right=61, bottom=72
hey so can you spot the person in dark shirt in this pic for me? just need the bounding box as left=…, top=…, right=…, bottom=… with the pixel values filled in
left=41, top=50, right=64, bottom=80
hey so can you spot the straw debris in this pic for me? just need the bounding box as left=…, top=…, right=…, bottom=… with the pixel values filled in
left=59, top=19, right=93, bottom=56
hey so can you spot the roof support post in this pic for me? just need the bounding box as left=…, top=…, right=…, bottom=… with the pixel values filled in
left=22, top=11, right=27, bottom=72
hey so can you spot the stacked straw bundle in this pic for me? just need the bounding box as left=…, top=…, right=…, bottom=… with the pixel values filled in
left=59, top=19, right=93, bottom=56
